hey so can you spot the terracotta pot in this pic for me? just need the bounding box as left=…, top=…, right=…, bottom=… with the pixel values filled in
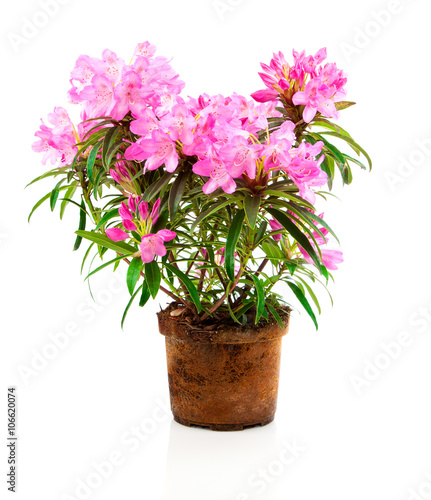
left=157, top=306, right=290, bottom=431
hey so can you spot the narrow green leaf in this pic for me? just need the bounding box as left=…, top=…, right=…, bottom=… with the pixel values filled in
left=225, top=209, right=245, bottom=281
left=142, top=172, right=174, bottom=202
left=190, top=199, right=235, bottom=232
left=318, top=131, right=372, bottom=170
left=139, top=281, right=151, bottom=307
left=286, top=281, right=318, bottom=330
left=60, top=185, right=77, bottom=219
left=266, top=207, right=322, bottom=272
left=102, top=127, right=121, bottom=170
left=127, top=257, right=143, bottom=295
left=73, top=199, right=87, bottom=251
left=121, top=284, right=143, bottom=329
left=266, top=304, right=285, bottom=329
left=168, top=171, right=188, bottom=219
left=85, top=254, right=131, bottom=280
left=50, top=178, right=66, bottom=211
left=87, top=139, right=104, bottom=184
left=244, top=195, right=260, bottom=229
left=105, top=139, right=124, bottom=170
left=95, top=208, right=119, bottom=230
left=165, top=263, right=202, bottom=313
left=251, top=275, right=265, bottom=324
left=144, top=260, right=161, bottom=299
left=75, top=230, right=136, bottom=255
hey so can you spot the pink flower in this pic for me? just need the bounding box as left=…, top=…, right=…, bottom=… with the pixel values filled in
left=251, top=51, right=291, bottom=103
left=129, top=108, right=159, bottom=138
left=106, top=228, right=129, bottom=241
left=111, top=71, right=152, bottom=121
left=193, top=150, right=240, bottom=194
left=262, top=121, right=295, bottom=171
left=302, top=48, right=327, bottom=76
left=32, top=117, right=77, bottom=166
left=47, top=107, right=74, bottom=135
left=269, top=219, right=283, bottom=241
left=218, top=136, right=262, bottom=180
left=161, top=104, right=196, bottom=145
left=140, top=230, right=176, bottom=263
left=292, top=78, right=338, bottom=123
left=77, top=74, right=115, bottom=118
left=125, top=129, right=179, bottom=172
left=297, top=214, right=343, bottom=271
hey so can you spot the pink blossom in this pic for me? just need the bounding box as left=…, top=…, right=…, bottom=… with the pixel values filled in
left=140, top=230, right=176, bottom=263
left=32, top=118, right=77, bottom=166
left=218, top=136, right=262, bottom=180
left=269, top=219, right=283, bottom=241
left=129, top=108, right=159, bottom=138
left=302, top=48, right=327, bottom=76
left=193, top=150, right=241, bottom=194
left=47, top=107, right=74, bottom=135
left=125, top=129, right=179, bottom=172
left=297, top=215, right=343, bottom=271
left=262, top=121, right=296, bottom=171
left=106, top=228, right=129, bottom=241
left=111, top=71, right=152, bottom=121
left=133, top=41, right=157, bottom=59
left=292, top=78, right=338, bottom=123
left=161, top=104, right=196, bottom=145
left=77, top=74, right=115, bottom=118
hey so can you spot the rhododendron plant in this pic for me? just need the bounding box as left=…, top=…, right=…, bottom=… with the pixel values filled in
left=29, top=43, right=371, bottom=329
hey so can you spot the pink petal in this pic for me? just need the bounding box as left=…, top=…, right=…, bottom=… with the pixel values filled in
left=157, top=229, right=176, bottom=242
left=106, top=228, right=129, bottom=241
left=123, top=219, right=137, bottom=231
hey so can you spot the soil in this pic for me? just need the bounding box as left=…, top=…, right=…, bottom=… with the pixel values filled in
left=157, top=303, right=291, bottom=344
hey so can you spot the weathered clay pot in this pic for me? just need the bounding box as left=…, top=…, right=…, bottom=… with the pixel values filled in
left=157, top=306, right=290, bottom=431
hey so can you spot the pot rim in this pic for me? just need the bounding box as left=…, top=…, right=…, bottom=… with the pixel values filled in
left=157, top=304, right=290, bottom=344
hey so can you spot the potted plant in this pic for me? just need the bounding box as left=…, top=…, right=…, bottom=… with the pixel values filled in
left=29, top=42, right=371, bottom=431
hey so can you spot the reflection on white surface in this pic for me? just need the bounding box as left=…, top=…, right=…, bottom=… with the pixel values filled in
left=160, top=420, right=290, bottom=500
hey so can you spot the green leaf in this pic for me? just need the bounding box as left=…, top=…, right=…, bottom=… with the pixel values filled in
left=168, top=171, right=188, bottom=219
left=50, top=178, right=66, bottom=211
left=266, top=207, right=322, bottom=272
left=85, top=254, right=131, bottom=280
left=121, top=284, right=143, bottom=329
left=87, top=139, right=104, bottom=184
left=139, top=281, right=151, bottom=307
left=95, top=208, right=119, bottom=230
left=266, top=304, right=285, bottom=330
left=334, top=101, right=356, bottom=111
left=142, top=172, right=174, bottom=202
left=104, top=139, right=124, bottom=170
left=244, top=195, right=260, bottom=229
left=60, top=185, right=77, bottom=219
left=102, top=127, right=121, bottom=170
left=73, top=199, right=87, bottom=251
left=318, top=131, right=372, bottom=170
left=261, top=240, right=285, bottom=262
left=75, top=230, right=136, bottom=255
left=127, top=257, right=143, bottom=295
left=254, top=220, right=268, bottom=245
left=286, top=281, right=318, bottom=330
left=165, top=263, right=202, bottom=313
left=251, top=275, right=265, bottom=324
left=225, top=209, right=245, bottom=281
left=144, top=260, right=161, bottom=299
left=190, top=199, right=235, bottom=232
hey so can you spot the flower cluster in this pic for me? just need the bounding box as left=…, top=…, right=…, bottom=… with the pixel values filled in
left=106, top=196, right=176, bottom=263
left=252, top=48, right=347, bottom=123
left=32, top=107, right=79, bottom=165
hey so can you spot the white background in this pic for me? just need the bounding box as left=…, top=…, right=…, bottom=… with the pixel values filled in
left=1, top=0, right=431, bottom=499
